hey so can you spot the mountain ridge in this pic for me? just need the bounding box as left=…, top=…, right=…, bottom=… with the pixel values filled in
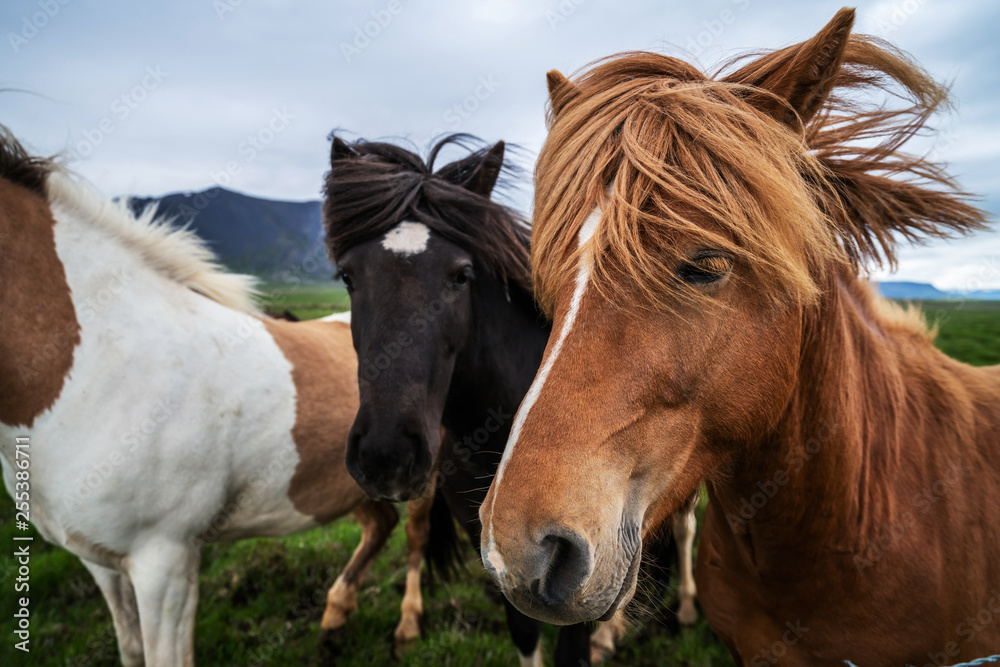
left=126, top=186, right=333, bottom=279
left=876, top=280, right=1000, bottom=301
left=125, top=188, right=1000, bottom=299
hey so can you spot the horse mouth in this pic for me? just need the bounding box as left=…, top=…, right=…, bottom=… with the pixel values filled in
left=376, top=490, right=416, bottom=503
left=596, top=540, right=642, bottom=621
left=348, top=471, right=423, bottom=503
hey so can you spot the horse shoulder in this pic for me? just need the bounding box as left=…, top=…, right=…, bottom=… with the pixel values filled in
left=263, top=318, right=364, bottom=523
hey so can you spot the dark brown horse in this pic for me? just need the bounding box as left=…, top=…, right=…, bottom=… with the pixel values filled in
left=323, top=135, right=699, bottom=665
left=479, top=9, right=1000, bottom=665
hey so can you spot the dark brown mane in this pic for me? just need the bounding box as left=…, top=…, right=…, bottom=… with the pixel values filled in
left=322, top=134, right=532, bottom=292
left=0, top=126, right=53, bottom=195
left=531, top=36, right=989, bottom=316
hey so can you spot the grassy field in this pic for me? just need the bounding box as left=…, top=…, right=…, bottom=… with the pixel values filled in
left=915, top=299, right=1000, bottom=366
left=258, top=282, right=351, bottom=321
left=1, top=289, right=997, bottom=666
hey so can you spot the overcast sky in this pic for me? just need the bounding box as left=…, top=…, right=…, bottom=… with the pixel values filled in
left=3, top=0, right=998, bottom=289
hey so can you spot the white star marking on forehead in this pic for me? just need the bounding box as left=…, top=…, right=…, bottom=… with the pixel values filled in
left=381, top=221, right=430, bottom=256
left=483, top=206, right=602, bottom=562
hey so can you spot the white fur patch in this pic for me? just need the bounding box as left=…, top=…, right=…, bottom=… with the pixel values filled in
left=319, top=310, right=351, bottom=323
left=485, top=540, right=506, bottom=575
left=381, top=221, right=430, bottom=256
left=45, top=171, right=259, bottom=315
left=519, top=642, right=543, bottom=667
left=485, top=208, right=602, bottom=554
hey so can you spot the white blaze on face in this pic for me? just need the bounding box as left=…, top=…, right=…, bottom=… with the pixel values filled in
left=483, top=207, right=602, bottom=573
left=381, top=221, right=430, bottom=256
left=486, top=540, right=506, bottom=574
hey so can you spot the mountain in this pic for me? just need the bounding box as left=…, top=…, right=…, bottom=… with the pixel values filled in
left=126, top=188, right=333, bottom=279
left=114, top=189, right=1000, bottom=301
left=877, top=281, right=1000, bottom=301
left=876, top=281, right=949, bottom=300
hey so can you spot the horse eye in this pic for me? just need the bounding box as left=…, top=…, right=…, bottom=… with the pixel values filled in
left=451, top=267, right=473, bottom=288
left=338, top=271, right=354, bottom=290
left=679, top=254, right=731, bottom=286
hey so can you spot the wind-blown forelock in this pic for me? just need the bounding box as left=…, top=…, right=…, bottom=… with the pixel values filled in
left=532, top=38, right=988, bottom=317
left=322, top=135, right=532, bottom=292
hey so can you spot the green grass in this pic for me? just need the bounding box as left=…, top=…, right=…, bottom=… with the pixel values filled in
left=258, top=282, right=350, bottom=321
left=0, top=502, right=724, bottom=666
left=911, top=300, right=1000, bottom=366
left=2, top=290, right=997, bottom=666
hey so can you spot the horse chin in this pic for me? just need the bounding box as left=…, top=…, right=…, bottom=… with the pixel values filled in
left=348, top=473, right=428, bottom=503
left=378, top=489, right=418, bottom=503
left=372, top=476, right=434, bottom=503
left=502, top=538, right=642, bottom=627
left=596, top=542, right=642, bottom=621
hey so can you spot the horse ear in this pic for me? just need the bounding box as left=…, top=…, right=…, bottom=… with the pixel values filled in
left=731, top=7, right=855, bottom=128
left=547, top=70, right=580, bottom=117
left=330, top=136, right=357, bottom=164
left=466, top=141, right=505, bottom=197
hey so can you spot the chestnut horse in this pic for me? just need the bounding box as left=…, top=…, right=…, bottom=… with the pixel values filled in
left=479, top=9, right=1000, bottom=666
left=0, top=130, right=440, bottom=665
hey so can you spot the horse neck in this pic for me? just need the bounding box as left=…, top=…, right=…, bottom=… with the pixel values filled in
left=52, top=202, right=189, bottom=329
left=47, top=197, right=262, bottom=397
left=717, top=268, right=981, bottom=553
left=446, top=275, right=550, bottom=438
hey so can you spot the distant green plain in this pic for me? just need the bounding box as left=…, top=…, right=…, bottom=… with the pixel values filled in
left=916, top=300, right=1000, bottom=366
left=258, top=282, right=351, bottom=321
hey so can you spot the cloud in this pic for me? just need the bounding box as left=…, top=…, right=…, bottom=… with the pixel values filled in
left=2, top=0, right=998, bottom=286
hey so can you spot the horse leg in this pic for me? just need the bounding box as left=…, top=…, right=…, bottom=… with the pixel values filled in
left=81, top=559, right=145, bottom=666
left=125, top=540, right=201, bottom=667
left=319, top=499, right=398, bottom=638
left=394, top=470, right=437, bottom=652
left=503, top=597, right=543, bottom=667
left=589, top=609, right=627, bottom=664
left=554, top=622, right=592, bottom=666
left=674, top=504, right=699, bottom=625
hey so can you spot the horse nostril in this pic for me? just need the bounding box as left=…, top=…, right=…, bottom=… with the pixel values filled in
left=401, top=429, right=422, bottom=471
left=533, top=529, right=592, bottom=607
left=345, top=428, right=366, bottom=483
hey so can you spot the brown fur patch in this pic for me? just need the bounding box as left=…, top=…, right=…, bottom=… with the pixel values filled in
left=0, top=178, right=81, bottom=427
left=66, top=531, right=125, bottom=571
left=264, top=318, right=364, bottom=523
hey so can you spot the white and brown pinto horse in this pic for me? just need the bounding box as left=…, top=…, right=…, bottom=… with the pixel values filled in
left=480, top=9, right=1000, bottom=666
left=0, top=133, right=431, bottom=666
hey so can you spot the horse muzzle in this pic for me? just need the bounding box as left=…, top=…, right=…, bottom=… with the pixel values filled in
left=345, top=416, right=434, bottom=501
left=482, top=522, right=642, bottom=626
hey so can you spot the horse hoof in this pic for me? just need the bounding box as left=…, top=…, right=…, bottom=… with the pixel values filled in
left=393, top=618, right=422, bottom=658
left=393, top=635, right=419, bottom=658
left=677, top=600, right=698, bottom=626
left=591, top=642, right=615, bottom=664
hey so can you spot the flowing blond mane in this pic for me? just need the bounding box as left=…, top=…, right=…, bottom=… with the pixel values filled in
left=531, top=35, right=988, bottom=316
left=45, top=168, right=260, bottom=314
